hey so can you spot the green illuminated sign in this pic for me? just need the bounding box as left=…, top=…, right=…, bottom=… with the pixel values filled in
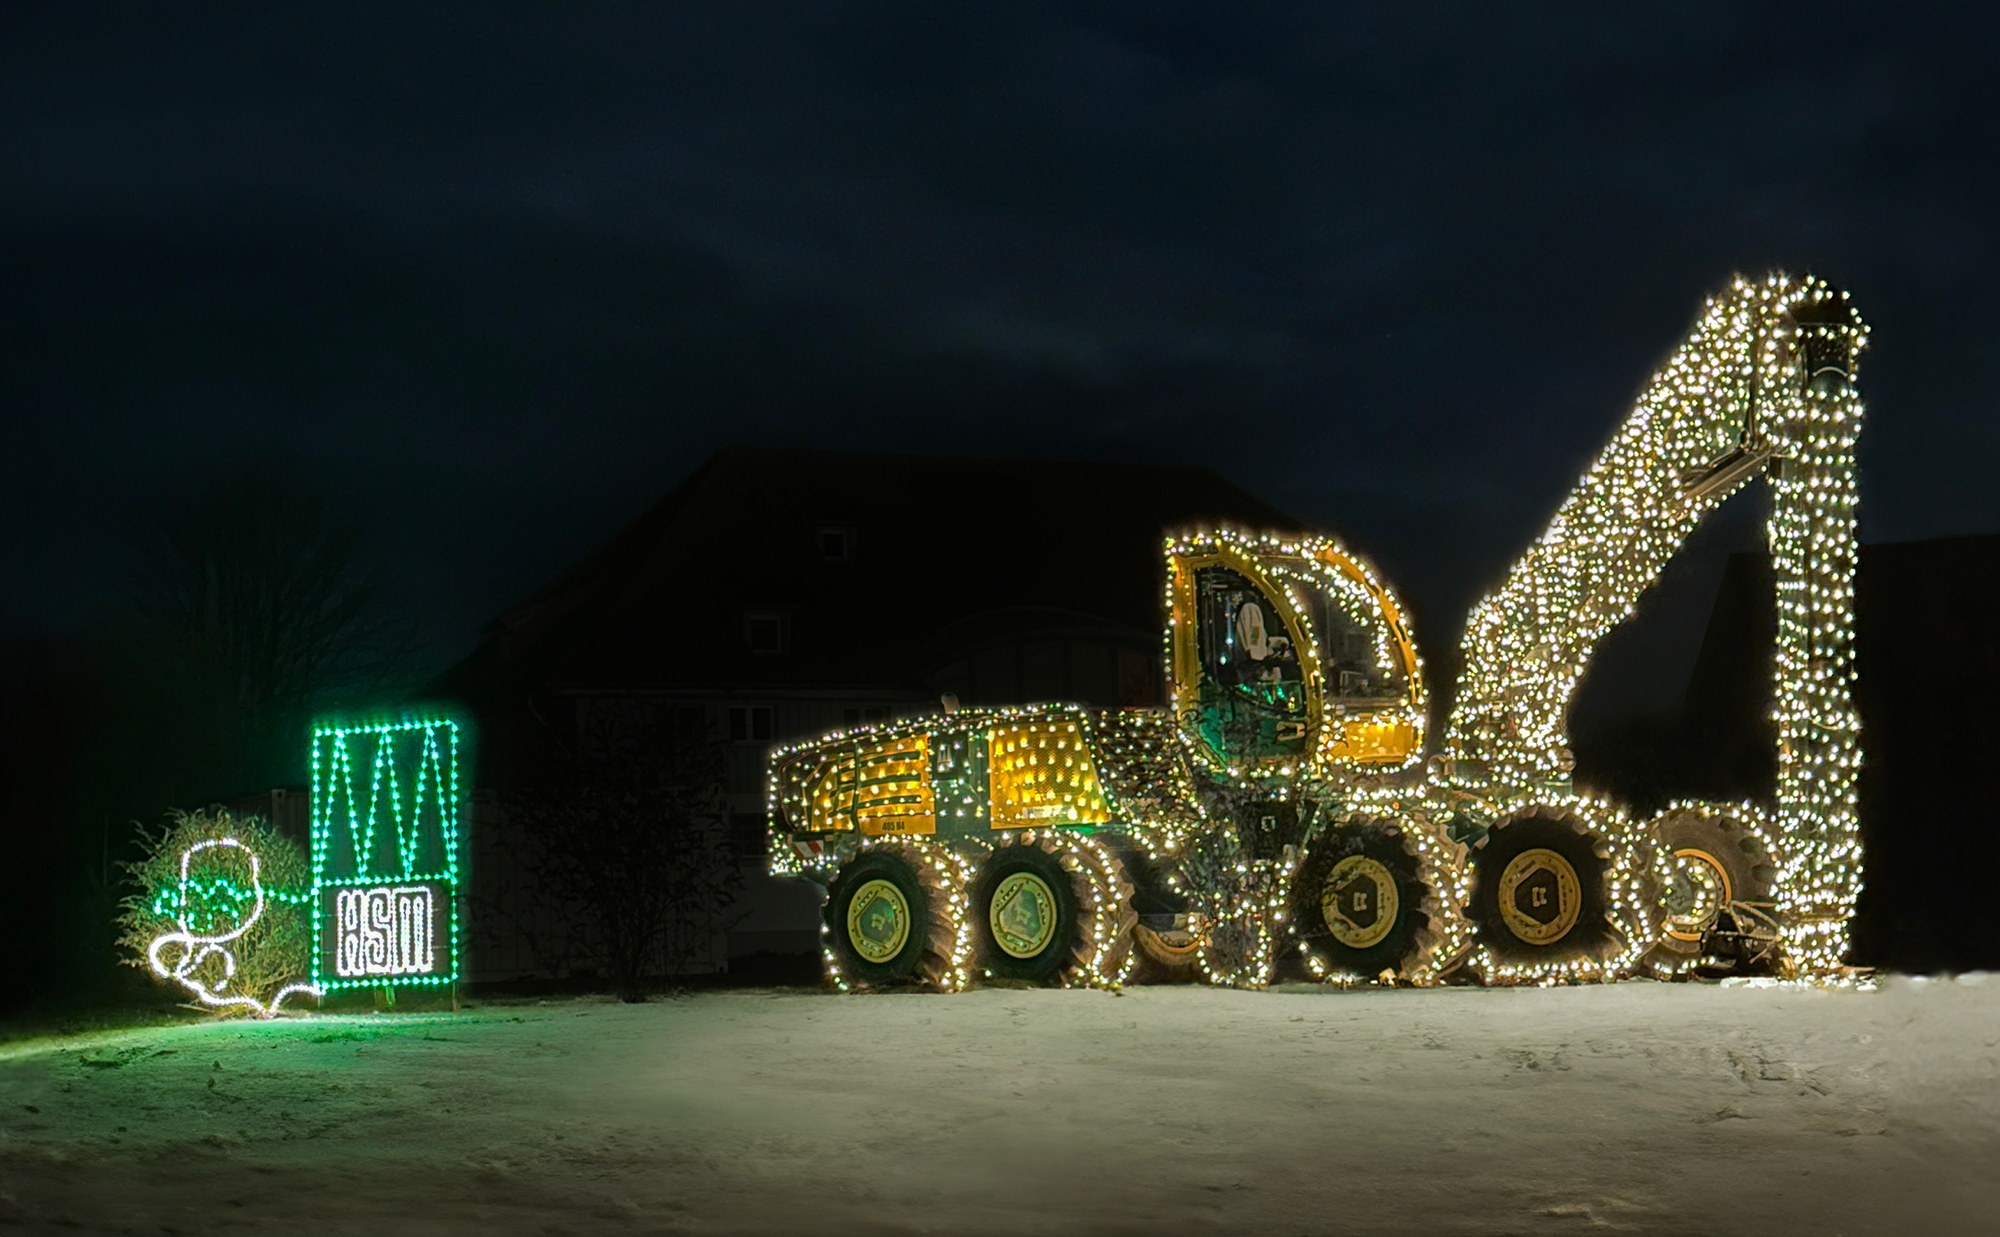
left=310, top=714, right=464, bottom=992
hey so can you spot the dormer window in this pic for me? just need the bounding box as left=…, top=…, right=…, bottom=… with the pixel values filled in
left=817, top=526, right=854, bottom=561
left=744, top=611, right=788, bottom=654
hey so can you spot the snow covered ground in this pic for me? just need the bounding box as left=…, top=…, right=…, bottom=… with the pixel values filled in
left=2, top=976, right=1996, bottom=1235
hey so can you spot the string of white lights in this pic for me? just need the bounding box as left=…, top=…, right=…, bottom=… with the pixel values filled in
left=146, top=837, right=321, bottom=1017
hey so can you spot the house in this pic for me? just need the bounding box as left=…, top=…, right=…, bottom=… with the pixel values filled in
left=433, top=447, right=1309, bottom=979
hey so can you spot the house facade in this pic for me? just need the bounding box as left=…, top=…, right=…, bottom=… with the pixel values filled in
left=434, top=447, right=1308, bottom=979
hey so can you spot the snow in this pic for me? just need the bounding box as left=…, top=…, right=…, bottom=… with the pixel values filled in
left=3, top=976, right=1997, bottom=1235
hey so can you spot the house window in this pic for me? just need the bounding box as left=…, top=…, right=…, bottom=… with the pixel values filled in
left=729, top=812, right=770, bottom=858
left=817, top=526, right=854, bottom=561
left=729, top=706, right=775, bottom=741
left=668, top=704, right=708, bottom=746
left=744, top=611, right=787, bottom=654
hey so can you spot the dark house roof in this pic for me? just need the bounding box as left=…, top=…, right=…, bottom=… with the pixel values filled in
left=434, top=447, right=1307, bottom=709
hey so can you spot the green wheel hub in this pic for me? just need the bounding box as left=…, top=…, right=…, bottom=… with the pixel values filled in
left=989, top=871, right=1059, bottom=959
left=846, top=878, right=912, bottom=964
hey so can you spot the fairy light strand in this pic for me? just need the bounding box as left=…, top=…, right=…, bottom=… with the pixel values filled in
left=146, top=837, right=321, bottom=1017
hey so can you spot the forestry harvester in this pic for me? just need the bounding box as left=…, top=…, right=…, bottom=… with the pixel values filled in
left=767, top=274, right=1867, bottom=989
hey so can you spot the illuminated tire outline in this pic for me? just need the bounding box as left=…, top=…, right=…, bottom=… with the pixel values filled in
left=1469, top=812, right=1617, bottom=965
left=1113, top=838, right=1204, bottom=984
left=845, top=878, right=912, bottom=964
left=1496, top=847, right=1582, bottom=947
left=1642, top=808, right=1778, bottom=971
left=971, top=839, right=1082, bottom=983
left=825, top=849, right=937, bottom=986
left=1286, top=821, right=1437, bottom=980
left=988, top=871, right=1059, bottom=959
left=1319, top=855, right=1400, bottom=951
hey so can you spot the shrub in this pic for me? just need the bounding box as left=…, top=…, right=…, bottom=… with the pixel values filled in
left=117, top=807, right=314, bottom=1015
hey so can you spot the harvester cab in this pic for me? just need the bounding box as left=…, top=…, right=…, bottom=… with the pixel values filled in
left=1162, top=532, right=1427, bottom=777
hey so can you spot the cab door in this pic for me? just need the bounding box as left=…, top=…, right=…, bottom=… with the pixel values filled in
left=1176, top=561, right=1313, bottom=767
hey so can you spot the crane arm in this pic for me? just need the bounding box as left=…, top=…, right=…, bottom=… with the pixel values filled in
left=1440, top=274, right=1866, bottom=966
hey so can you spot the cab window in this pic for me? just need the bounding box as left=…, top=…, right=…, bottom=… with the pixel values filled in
left=1194, top=567, right=1307, bottom=759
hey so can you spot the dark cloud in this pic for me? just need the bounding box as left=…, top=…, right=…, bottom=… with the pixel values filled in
left=6, top=2, right=1997, bottom=713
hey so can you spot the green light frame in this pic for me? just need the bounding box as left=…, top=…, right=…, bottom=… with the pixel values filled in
left=309, top=713, right=465, bottom=993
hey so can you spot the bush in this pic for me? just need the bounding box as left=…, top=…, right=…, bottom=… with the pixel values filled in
left=117, top=807, right=314, bottom=1015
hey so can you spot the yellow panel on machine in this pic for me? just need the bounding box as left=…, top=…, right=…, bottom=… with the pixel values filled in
left=1320, top=715, right=1421, bottom=764
left=987, top=720, right=1113, bottom=830
left=804, top=733, right=937, bottom=836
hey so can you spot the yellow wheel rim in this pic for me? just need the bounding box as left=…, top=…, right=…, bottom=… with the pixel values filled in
left=1319, top=855, right=1400, bottom=950
left=1664, top=847, right=1734, bottom=942
left=846, top=878, right=911, bottom=964
left=1497, top=848, right=1582, bottom=946
left=989, top=871, right=1058, bottom=959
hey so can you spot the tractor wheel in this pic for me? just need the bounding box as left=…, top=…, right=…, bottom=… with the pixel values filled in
left=1106, top=841, right=1201, bottom=983
left=825, top=846, right=959, bottom=990
left=1130, top=921, right=1205, bottom=981
left=1469, top=810, right=1620, bottom=965
left=1289, top=822, right=1438, bottom=980
left=971, top=836, right=1084, bottom=983
left=1644, top=808, right=1778, bottom=971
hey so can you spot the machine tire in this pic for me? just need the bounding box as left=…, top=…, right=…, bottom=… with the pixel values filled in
left=1645, top=808, right=1778, bottom=969
left=1130, top=923, right=1205, bottom=981
left=972, top=836, right=1084, bottom=983
left=825, top=847, right=955, bottom=989
left=1470, top=810, right=1620, bottom=965
left=1289, top=822, right=1437, bottom=979
left=1107, top=841, right=1201, bottom=983
left=1071, top=839, right=1139, bottom=986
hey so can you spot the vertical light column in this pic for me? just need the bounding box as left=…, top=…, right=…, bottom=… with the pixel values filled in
left=1766, top=295, right=1867, bottom=972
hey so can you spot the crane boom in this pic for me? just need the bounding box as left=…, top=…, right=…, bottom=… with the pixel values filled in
left=1441, top=274, right=1867, bottom=970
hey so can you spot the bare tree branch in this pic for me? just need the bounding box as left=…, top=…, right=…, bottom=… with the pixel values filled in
left=123, top=473, right=421, bottom=794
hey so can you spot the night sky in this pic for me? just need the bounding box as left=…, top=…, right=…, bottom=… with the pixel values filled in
left=9, top=4, right=1998, bottom=714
